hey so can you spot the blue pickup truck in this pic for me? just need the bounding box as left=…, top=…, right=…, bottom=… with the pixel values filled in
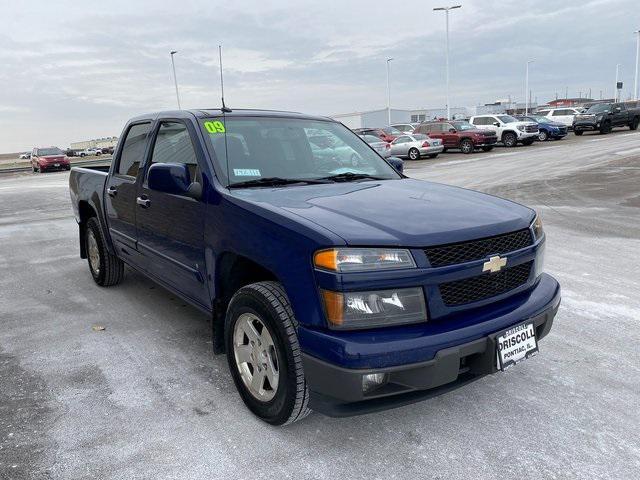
left=69, top=109, right=560, bottom=425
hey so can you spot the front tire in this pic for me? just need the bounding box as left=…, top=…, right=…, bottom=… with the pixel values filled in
left=502, top=132, right=517, bottom=147
left=407, top=147, right=420, bottom=160
left=481, top=146, right=494, bottom=152
left=522, top=138, right=535, bottom=146
left=630, top=117, right=639, bottom=130
left=85, top=217, right=124, bottom=286
left=574, top=130, right=584, bottom=136
left=538, top=130, right=548, bottom=141
left=459, top=138, right=474, bottom=154
left=225, top=282, right=311, bottom=426
left=600, top=121, right=611, bottom=134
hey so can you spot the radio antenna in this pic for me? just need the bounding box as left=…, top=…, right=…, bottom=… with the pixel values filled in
left=219, top=45, right=232, bottom=112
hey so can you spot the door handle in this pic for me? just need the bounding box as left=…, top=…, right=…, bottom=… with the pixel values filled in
left=107, top=186, right=117, bottom=197
left=136, top=196, right=151, bottom=208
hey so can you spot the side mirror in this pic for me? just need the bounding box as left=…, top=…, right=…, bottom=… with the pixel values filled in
left=387, top=157, right=404, bottom=173
left=493, top=122, right=501, bottom=127
left=449, top=128, right=457, bottom=133
left=148, top=163, right=193, bottom=196
left=614, top=107, right=621, bottom=113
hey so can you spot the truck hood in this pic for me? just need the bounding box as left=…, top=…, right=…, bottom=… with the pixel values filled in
left=230, top=178, right=534, bottom=247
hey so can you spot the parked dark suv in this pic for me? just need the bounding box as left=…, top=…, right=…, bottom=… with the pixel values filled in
left=414, top=121, right=498, bottom=154
left=573, top=102, right=640, bottom=135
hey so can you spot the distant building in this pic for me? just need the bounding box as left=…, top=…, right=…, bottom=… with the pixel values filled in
left=332, top=109, right=414, bottom=128
left=70, top=136, right=118, bottom=151
left=544, top=98, right=599, bottom=108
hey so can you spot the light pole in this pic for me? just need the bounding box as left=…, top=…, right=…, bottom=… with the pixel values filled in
left=433, top=5, right=461, bottom=120
left=386, top=58, right=393, bottom=126
left=525, top=60, right=534, bottom=114
left=170, top=50, right=181, bottom=110
left=634, top=30, right=639, bottom=100
left=615, top=63, right=621, bottom=102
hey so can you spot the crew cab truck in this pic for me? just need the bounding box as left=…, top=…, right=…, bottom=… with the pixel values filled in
left=69, top=109, right=560, bottom=425
left=573, top=102, right=640, bottom=135
left=469, top=114, right=539, bottom=147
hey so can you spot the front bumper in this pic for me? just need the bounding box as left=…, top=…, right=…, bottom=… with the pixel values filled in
left=517, top=131, right=539, bottom=140
left=302, top=274, right=560, bottom=416
left=573, top=121, right=599, bottom=132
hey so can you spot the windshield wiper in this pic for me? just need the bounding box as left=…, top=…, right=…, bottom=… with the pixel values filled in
left=317, top=172, right=386, bottom=182
left=229, top=177, right=330, bottom=188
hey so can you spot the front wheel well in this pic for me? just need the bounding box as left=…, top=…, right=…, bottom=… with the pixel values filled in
left=212, top=253, right=279, bottom=354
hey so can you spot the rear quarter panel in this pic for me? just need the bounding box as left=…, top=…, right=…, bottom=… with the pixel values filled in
left=69, top=167, right=113, bottom=252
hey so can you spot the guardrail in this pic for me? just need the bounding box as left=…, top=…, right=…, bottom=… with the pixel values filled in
left=0, top=157, right=112, bottom=174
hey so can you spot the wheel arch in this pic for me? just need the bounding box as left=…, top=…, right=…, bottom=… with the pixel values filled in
left=212, top=252, right=280, bottom=354
left=78, top=200, right=98, bottom=259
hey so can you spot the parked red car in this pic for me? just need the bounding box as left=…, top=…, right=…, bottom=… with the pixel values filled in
left=414, top=121, right=498, bottom=154
left=352, top=127, right=402, bottom=143
left=31, top=147, right=70, bottom=173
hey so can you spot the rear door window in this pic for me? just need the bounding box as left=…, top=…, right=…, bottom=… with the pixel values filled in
left=117, top=123, right=152, bottom=177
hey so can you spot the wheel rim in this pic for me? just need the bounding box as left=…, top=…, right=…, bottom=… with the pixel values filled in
left=505, top=135, right=515, bottom=146
left=233, top=313, right=279, bottom=402
left=87, top=229, right=100, bottom=275
left=409, top=149, right=418, bottom=159
left=539, top=132, right=547, bottom=141
left=462, top=141, right=472, bottom=153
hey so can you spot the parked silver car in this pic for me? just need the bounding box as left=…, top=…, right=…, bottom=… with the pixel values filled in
left=359, top=134, right=391, bottom=158
left=389, top=134, right=444, bottom=160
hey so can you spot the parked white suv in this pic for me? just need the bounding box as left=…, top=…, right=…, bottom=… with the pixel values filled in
left=79, top=147, right=102, bottom=157
left=469, top=114, right=539, bottom=147
left=535, top=108, right=582, bottom=129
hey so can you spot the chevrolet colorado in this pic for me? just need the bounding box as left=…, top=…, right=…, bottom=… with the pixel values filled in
left=69, top=109, right=560, bottom=425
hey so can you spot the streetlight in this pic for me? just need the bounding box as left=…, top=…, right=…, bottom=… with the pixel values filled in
left=615, top=63, right=621, bottom=102
left=525, top=60, right=534, bottom=115
left=433, top=5, right=461, bottom=120
left=386, top=58, right=393, bottom=126
left=634, top=30, right=639, bottom=100
left=170, top=50, right=181, bottom=110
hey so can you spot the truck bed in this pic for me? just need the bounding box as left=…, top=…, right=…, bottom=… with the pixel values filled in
left=69, top=166, right=109, bottom=226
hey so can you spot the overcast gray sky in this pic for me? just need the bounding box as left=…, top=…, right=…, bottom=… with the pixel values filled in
left=1, top=0, right=638, bottom=152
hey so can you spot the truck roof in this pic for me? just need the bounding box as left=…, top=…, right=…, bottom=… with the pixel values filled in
left=128, top=109, right=333, bottom=123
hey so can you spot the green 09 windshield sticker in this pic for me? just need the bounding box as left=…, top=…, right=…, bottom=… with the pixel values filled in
left=204, top=120, right=226, bottom=133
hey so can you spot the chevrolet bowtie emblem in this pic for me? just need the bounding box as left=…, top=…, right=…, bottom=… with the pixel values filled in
left=482, top=255, right=507, bottom=273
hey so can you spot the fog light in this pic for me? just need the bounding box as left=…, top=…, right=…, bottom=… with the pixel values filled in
left=362, top=373, right=388, bottom=394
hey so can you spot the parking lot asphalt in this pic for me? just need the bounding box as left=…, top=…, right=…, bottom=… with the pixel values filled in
left=1, top=130, right=639, bottom=480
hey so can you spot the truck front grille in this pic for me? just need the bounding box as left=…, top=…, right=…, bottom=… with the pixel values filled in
left=439, top=261, right=533, bottom=306
left=424, top=229, right=533, bottom=267
left=525, top=125, right=538, bottom=133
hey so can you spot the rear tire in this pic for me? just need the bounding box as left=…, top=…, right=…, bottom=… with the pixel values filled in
left=408, top=148, right=420, bottom=160
left=225, top=281, right=311, bottom=426
left=459, top=138, right=474, bottom=154
left=502, top=132, right=517, bottom=147
left=574, top=130, right=584, bottom=136
left=85, top=217, right=125, bottom=286
left=481, top=146, right=494, bottom=152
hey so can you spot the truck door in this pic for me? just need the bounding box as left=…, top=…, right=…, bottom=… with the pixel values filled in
left=135, top=120, right=209, bottom=309
left=104, top=122, right=152, bottom=258
left=612, top=103, right=626, bottom=126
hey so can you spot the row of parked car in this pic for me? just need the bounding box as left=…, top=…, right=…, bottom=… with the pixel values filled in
left=20, top=146, right=115, bottom=173
left=352, top=101, right=640, bottom=159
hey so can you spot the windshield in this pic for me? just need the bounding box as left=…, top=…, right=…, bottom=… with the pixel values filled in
left=201, top=117, right=401, bottom=186
left=531, top=116, right=551, bottom=123
left=451, top=121, right=476, bottom=131
left=587, top=104, right=610, bottom=114
left=497, top=115, right=518, bottom=123
left=37, top=148, right=63, bottom=156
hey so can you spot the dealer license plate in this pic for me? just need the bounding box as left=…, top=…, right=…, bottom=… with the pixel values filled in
left=496, top=322, right=538, bottom=371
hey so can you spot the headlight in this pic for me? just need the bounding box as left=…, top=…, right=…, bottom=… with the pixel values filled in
left=321, top=287, right=427, bottom=329
left=517, top=125, right=525, bottom=131
left=531, top=214, right=543, bottom=241
left=314, top=248, right=416, bottom=273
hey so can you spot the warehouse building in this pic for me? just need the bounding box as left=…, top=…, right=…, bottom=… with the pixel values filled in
left=70, top=136, right=119, bottom=151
